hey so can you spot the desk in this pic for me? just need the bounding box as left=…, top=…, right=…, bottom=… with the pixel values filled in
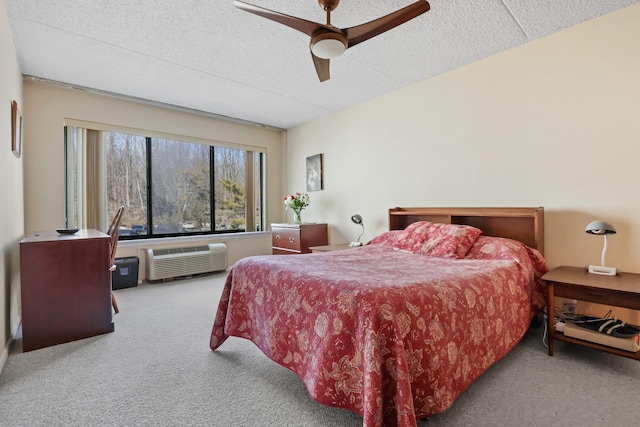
left=20, top=229, right=114, bottom=351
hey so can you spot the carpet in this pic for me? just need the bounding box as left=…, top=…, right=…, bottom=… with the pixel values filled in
left=0, top=272, right=638, bottom=426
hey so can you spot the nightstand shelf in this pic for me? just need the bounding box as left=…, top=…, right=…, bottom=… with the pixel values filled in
left=309, top=243, right=354, bottom=253
left=543, top=266, right=640, bottom=361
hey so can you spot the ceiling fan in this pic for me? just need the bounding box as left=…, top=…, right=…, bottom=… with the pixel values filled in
left=233, top=0, right=431, bottom=82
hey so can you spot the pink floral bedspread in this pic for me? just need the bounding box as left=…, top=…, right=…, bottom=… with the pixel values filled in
left=210, top=245, right=547, bottom=426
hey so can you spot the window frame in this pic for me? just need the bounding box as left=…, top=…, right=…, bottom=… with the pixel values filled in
left=63, top=120, right=266, bottom=240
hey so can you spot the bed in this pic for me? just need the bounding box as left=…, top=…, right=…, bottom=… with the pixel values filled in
left=210, top=207, right=548, bottom=426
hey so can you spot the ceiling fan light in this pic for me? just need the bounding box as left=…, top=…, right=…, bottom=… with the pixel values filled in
left=311, top=33, right=347, bottom=59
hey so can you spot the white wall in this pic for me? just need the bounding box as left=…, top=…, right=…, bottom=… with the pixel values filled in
left=286, top=4, right=640, bottom=277
left=23, top=81, right=285, bottom=280
left=0, top=0, right=24, bottom=371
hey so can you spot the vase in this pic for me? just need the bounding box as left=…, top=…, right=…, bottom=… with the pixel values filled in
left=293, top=210, right=302, bottom=224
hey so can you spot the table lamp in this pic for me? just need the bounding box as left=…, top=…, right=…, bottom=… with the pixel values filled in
left=585, top=220, right=617, bottom=275
left=349, top=214, right=364, bottom=247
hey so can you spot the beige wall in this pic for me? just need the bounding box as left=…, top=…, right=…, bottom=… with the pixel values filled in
left=0, top=0, right=24, bottom=371
left=5, top=1, right=640, bottom=370
left=23, top=81, right=285, bottom=281
left=286, top=5, right=640, bottom=317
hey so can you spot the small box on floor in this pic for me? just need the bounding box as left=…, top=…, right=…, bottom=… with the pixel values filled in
left=112, top=256, right=139, bottom=290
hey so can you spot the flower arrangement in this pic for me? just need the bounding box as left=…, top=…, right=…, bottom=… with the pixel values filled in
left=283, top=192, right=310, bottom=224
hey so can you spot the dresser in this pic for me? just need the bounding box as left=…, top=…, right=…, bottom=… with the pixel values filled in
left=19, top=229, right=114, bottom=352
left=271, top=223, right=328, bottom=255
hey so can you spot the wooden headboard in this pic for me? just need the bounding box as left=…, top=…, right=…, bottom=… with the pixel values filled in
left=388, top=207, right=544, bottom=255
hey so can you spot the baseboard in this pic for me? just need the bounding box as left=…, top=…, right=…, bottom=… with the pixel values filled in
left=0, top=337, right=13, bottom=375
left=1, top=320, right=20, bottom=375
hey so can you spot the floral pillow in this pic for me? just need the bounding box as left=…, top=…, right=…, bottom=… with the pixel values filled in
left=366, top=230, right=405, bottom=247
left=366, top=229, right=424, bottom=251
left=379, top=221, right=480, bottom=258
left=465, top=235, right=548, bottom=273
left=465, top=236, right=549, bottom=310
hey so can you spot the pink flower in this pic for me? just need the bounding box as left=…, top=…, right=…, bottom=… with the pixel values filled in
left=283, top=192, right=310, bottom=211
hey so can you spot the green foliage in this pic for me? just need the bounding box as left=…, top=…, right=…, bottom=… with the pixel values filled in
left=179, top=166, right=211, bottom=228
left=216, top=179, right=246, bottom=229
left=219, top=179, right=245, bottom=211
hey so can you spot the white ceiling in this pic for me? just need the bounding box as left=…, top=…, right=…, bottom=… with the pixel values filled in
left=5, top=0, right=639, bottom=130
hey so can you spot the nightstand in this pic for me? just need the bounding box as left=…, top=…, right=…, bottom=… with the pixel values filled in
left=543, top=266, right=640, bottom=360
left=309, top=243, right=354, bottom=253
left=271, top=223, right=328, bottom=255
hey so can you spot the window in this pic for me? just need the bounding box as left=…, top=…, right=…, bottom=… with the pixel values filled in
left=65, top=126, right=265, bottom=238
left=106, top=132, right=148, bottom=236
left=150, top=137, right=211, bottom=235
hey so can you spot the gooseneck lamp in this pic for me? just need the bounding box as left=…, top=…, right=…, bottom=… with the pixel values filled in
left=585, top=220, right=617, bottom=276
left=350, top=214, right=364, bottom=247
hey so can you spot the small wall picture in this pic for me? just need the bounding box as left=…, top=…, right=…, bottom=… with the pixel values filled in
left=306, top=154, right=323, bottom=192
left=11, top=100, right=22, bottom=158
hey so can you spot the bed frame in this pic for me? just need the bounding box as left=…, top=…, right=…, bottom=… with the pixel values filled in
left=389, top=207, right=544, bottom=255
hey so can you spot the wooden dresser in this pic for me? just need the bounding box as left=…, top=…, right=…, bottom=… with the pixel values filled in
left=19, top=229, right=114, bottom=352
left=271, top=223, right=328, bottom=255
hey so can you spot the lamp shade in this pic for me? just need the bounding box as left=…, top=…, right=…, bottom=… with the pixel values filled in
left=585, top=220, right=616, bottom=235
left=585, top=220, right=617, bottom=275
left=349, top=214, right=364, bottom=246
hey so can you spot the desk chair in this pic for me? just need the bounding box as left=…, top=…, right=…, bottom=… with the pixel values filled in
left=107, top=206, right=125, bottom=313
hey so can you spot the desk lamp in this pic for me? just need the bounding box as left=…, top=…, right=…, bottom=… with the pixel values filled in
left=585, top=220, right=617, bottom=275
left=349, top=214, right=364, bottom=247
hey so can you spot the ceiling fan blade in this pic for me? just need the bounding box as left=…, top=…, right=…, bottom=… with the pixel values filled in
left=344, top=0, right=430, bottom=48
left=311, top=52, right=331, bottom=82
left=233, top=0, right=324, bottom=36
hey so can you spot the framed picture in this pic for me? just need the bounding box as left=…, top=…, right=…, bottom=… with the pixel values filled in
left=306, top=154, right=323, bottom=192
left=11, top=100, right=22, bottom=158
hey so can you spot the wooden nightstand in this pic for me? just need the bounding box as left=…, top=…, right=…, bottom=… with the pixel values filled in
left=309, top=243, right=354, bottom=253
left=271, top=223, right=328, bottom=255
left=543, top=266, right=640, bottom=360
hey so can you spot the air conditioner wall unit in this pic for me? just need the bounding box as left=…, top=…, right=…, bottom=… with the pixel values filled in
left=145, top=243, right=227, bottom=281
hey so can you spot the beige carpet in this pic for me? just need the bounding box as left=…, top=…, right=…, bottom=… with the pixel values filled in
left=0, top=272, right=638, bottom=426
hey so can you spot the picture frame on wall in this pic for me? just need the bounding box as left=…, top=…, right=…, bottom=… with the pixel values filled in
left=11, top=100, right=22, bottom=158
left=306, top=154, right=323, bottom=192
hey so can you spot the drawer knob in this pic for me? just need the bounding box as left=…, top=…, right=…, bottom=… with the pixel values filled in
left=289, top=237, right=296, bottom=243
left=275, top=234, right=281, bottom=240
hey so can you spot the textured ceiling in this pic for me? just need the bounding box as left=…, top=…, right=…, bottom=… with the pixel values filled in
left=5, top=0, right=639, bottom=130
